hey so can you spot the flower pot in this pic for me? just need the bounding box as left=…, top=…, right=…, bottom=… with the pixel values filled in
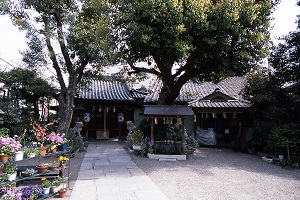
left=27, top=153, right=36, bottom=158
left=7, top=173, right=17, bottom=181
left=61, top=143, right=68, bottom=152
left=147, top=153, right=154, bottom=158
left=0, top=154, right=9, bottom=162
left=132, top=145, right=141, bottom=150
left=60, top=161, right=67, bottom=168
left=51, top=147, right=57, bottom=154
left=50, top=186, right=59, bottom=193
left=49, top=166, right=57, bottom=170
left=58, top=188, right=67, bottom=198
left=43, top=187, right=50, bottom=195
left=184, top=149, right=195, bottom=154
left=39, top=147, right=47, bottom=156
left=14, top=151, right=24, bottom=161
left=36, top=166, right=48, bottom=173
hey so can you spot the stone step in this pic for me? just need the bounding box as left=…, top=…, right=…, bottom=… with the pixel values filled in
left=149, top=154, right=186, bottom=161
left=159, top=158, right=177, bottom=162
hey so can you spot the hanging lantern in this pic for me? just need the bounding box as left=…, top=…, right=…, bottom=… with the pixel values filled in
left=113, top=106, right=116, bottom=112
left=163, top=118, right=166, bottom=124
left=212, top=113, right=217, bottom=118
left=205, top=113, right=209, bottom=118
left=99, top=106, right=102, bottom=112
left=223, top=113, right=227, bottom=119
left=154, top=118, right=158, bottom=124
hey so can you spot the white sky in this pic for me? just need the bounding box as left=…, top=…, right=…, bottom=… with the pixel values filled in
left=0, top=0, right=299, bottom=71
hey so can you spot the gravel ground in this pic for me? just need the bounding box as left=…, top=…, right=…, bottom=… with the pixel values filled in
left=17, top=144, right=299, bottom=200
left=130, top=147, right=300, bottom=200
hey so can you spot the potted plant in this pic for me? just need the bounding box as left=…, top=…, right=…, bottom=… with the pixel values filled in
left=20, top=184, right=43, bottom=199
left=0, top=136, right=22, bottom=162
left=31, top=120, right=57, bottom=155
left=0, top=182, right=18, bottom=199
left=130, top=130, right=144, bottom=150
left=24, top=147, right=39, bottom=158
left=36, top=163, right=49, bottom=173
left=59, top=156, right=69, bottom=168
left=41, top=178, right=51, bottom=194
left=3, top=163, right=17, bottom=181
left=22, top=168, right=36, bottom=177
left=184, top=134, right=198, bottom=155
left=48, top=161, right=59, bottom=170
left=47, top=132, right=65, bottom=153
left=58, top=177, right=68, bottom=198
left=50, top=176, right=63, bottom=193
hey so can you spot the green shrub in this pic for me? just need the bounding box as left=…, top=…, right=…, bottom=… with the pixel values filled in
left=268, top=124, right=300, bottom=159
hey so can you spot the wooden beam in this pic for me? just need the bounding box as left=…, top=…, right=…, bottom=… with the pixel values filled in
left=151, top=117, right=154, bottom=141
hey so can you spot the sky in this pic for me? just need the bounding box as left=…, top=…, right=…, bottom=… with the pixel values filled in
left=0, top=0, right=300, bottom=72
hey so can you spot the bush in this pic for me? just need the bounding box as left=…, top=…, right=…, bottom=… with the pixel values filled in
left=268, top=124, right=300, bottom=162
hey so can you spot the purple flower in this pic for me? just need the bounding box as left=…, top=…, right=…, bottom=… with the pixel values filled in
left=20, top=184, right=42, bottom=198
left=47, top=132, right=65, bottom=146
left=0, top=136, right=22, bottom=155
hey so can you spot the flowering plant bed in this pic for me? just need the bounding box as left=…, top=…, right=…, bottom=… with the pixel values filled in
left=20, top=184, right=43, bottom=199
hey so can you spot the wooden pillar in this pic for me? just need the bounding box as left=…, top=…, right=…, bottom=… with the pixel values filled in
left=181, top=116, right=185, bottom=151
left=85, top=123, right=89, bottom=138
left=151, top=117, right=154, bottom=141
left=104, top=106, right=107, bottom=135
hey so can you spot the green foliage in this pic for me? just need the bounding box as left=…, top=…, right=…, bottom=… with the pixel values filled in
left=242, top=69, right=300, bottom=152
left=268, top=124, right=300, bottom=161
left=1, top=0, right=113, bottom=134
left=0, top=68, right=54, bottom=130
left=137, top=118, right=151, bottom=137
left=130, top=130, right=144, bottom=145
left=185, top=133, right=198, bottom=150
left=0, top=128, right=10, bottom=137
left=110, top=0, right=276, bottom=104
left=166, top=124, right=182, bottom=141
left=270, top=31, right=300, bottom=83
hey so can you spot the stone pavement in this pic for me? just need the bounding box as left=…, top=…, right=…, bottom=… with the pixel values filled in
left=69, top=141, right=168, bottom=200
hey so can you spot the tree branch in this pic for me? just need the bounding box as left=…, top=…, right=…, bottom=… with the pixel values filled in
left=127, top=62, right=161, bottom=77
left=53, top=8, right=73, bottom=74
left=42, top=16, right=66, bottom=92
left=76, top=57, right=89, bottom=84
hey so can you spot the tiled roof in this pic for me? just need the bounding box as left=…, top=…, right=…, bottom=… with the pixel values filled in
left=188, top=100, right=249, bottom=108
left=76, top=79, right=146, bottom=101
left=144, top=76, right=249, bottom=108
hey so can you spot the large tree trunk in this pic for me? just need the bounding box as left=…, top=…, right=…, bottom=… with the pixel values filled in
left=56, top=92, right=74, bottom=134
left=56, top=78, right=76, bottom=134
left=157, top=81, right=182, bottom=105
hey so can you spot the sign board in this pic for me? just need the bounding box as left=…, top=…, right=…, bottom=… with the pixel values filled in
left=118, top=113, right=124, bottom=122
left=84, top=113, right=90, bottom=122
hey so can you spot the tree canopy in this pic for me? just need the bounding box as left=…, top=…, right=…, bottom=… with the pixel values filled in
left=0, top=68, right=54, bottom=133
left=0, top=0, right=112, bottom=133
left=111, top=0, right=278, bottom=104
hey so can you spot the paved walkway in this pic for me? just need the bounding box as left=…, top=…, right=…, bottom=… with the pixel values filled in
left=69, top=141, right=168, bottom=200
